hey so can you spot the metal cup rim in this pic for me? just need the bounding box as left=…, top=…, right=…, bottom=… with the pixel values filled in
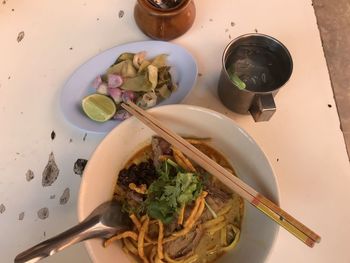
left=221, top=33, right=293, bottom=95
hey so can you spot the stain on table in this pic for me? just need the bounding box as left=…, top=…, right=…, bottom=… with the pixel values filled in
left=73, top=158, right=88, bottom=176
left=50, top=130, right=56, bottom=140
left=59, top=188, right=70, bottom=205
left=18, top=212, right=25, bottom=220
left=17, top=31, right=25, bottom=42
left=26, top=169, right=34, bottom=182
left=42, top=152, right=59, bottom=186
left=0, top=204, right=5, bottom=214
left=37, top=207, right=49, bottom=220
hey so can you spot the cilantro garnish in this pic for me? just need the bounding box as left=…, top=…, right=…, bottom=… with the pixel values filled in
left=145, top=160, right=202, bottom=224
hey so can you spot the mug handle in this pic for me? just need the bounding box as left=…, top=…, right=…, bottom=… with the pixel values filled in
left=249, top=93, right=276, bottom=122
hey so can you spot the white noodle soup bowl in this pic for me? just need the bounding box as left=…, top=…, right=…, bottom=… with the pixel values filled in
left=78, top=104, right=280, bottom=263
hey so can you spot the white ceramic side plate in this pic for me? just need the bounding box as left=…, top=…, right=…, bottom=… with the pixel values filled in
left=60, top=41, right=197, bottom=133
left=78, top=104, right=280, bottom=263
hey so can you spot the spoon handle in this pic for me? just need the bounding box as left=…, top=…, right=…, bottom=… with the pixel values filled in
left=14, top=216, right=104, bottom=263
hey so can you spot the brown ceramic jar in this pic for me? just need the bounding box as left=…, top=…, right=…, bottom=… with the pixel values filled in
left=134, top=0, right=196, bottom=41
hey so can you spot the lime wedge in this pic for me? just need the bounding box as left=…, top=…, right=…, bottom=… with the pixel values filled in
left=82, top=94, right=116, bottom=122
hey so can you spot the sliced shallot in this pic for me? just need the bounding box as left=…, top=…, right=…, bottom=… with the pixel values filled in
left=108, top=87, right=122, bottom=104
left=107, top=74, right=123, bottom=88
left=92, top=75, right=102, bottom=89
left=96, top=83, right=108, bottom=95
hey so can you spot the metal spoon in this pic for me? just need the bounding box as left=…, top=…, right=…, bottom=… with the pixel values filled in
left=14, top=201, right=131, bottom=263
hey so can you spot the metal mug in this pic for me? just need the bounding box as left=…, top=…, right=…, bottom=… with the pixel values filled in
left=218, top=33, right=293, bottom=121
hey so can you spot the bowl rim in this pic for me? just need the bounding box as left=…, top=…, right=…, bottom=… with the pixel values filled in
left=78, top=104, right=281, bottom=263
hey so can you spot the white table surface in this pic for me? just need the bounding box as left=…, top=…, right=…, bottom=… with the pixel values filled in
left=1, top=0, right=349, bottom=262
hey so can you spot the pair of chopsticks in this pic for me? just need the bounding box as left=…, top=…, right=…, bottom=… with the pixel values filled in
left=121, top=101, right=321, bottom=247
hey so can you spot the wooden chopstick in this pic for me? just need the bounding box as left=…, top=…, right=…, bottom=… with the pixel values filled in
left=121, top=101, right=321, bottom=247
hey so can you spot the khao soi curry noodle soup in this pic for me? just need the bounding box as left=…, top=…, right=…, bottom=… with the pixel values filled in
left=107, top=136, right=244, bottom=263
